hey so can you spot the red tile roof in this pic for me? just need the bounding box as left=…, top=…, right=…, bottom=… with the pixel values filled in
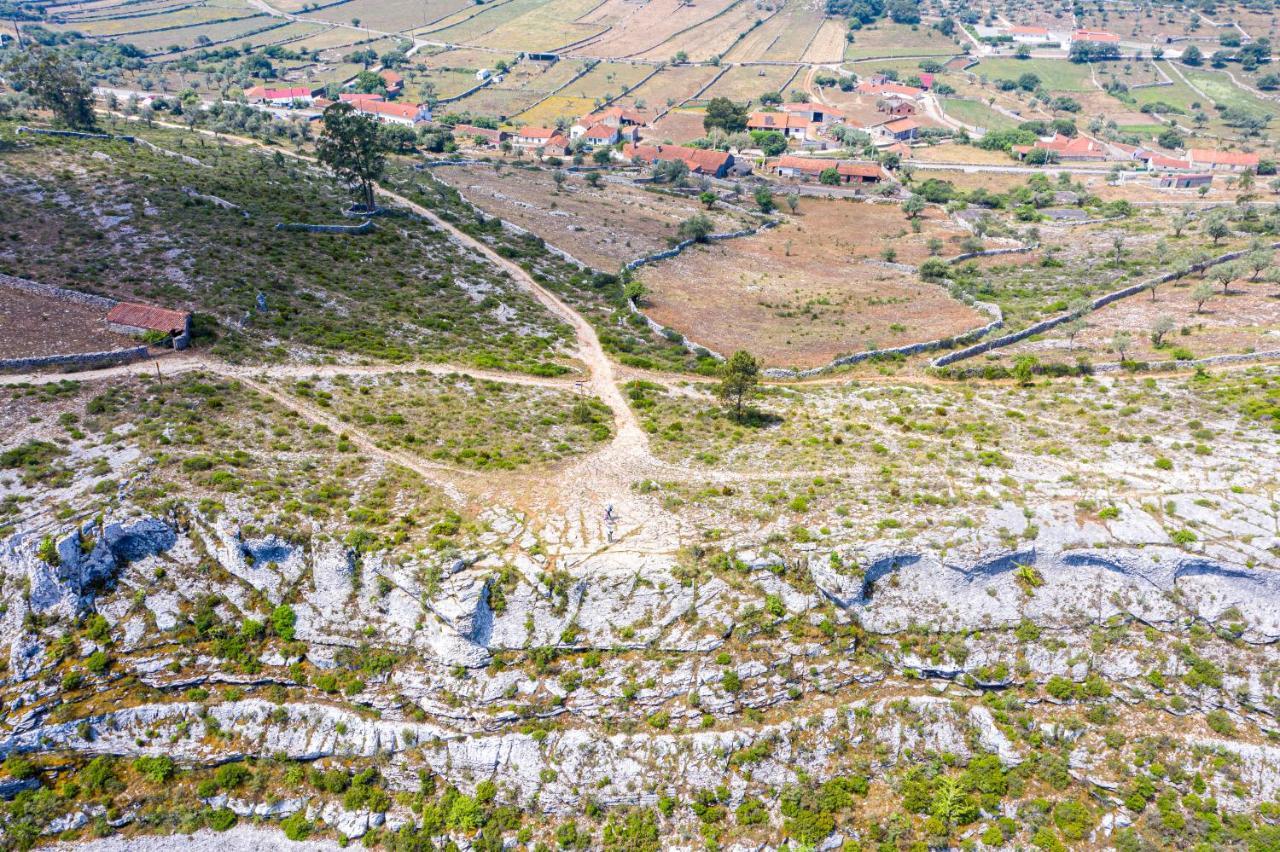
left=1188, top=148, right=1260, bottom=167
left=106, top=303, right=190, bottom=333
left=623, top=142, right=732, bottom=174
left=340, top=92, right=384, bottom=103
left=517, top=126, right=559, bottom=140
left=581, top=106, right=645, bottom=125
left=917, top=73, right=934, bottom=89
left=249, top=86, right=315, bottom=100
left=379, top=69, right=404, bottom=86
left=1073, top=29, right=1120, bottom=42
left=355, top=100, right=426, bottom=121
left=770, top=155, right=883, bottom=178
left=882, top=117, right=920, bottom=133
left=584, top=124, right=618, bottom=139
left=857, top=82, right=923, bottom=98
left=748, top=111, right=809, bottom=130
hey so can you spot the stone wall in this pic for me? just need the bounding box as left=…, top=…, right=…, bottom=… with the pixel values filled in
left=0, top=346, right=149, bottom=373
left=931, top=242, right=1280, bottom=368
left=1092, top=348, right=1280, bottom=373
left=627, top=298, right=723, bottom=361
left=0, top=272, right=118, bottom=310
left=274, top=220, right=376, bottom=234
left=16, top=126, right=131, bottom=142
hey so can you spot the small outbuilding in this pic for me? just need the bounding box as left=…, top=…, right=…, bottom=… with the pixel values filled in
left=106, top=302, right=192, bottom=349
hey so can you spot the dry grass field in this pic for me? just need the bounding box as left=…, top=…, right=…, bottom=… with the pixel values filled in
left=430, top=164, right=756, bottom=269
left=614, top=64, right=721, bottom=111
left=636, top=199, right=985, bottom=368
left=571, top=0, right=743, bottom=59
left=1002, top=273, right=1280, bottom=366
left=697, top=64, right=800, bottom=104
left=844, top=21, right=958, bottom=60
left=722, top=0, right=825, bottom=62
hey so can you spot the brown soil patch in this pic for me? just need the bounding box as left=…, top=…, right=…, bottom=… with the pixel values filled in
left=637, top=199, right=986, bottom=369
left=643, top=110, right=709, bottom=145
left=0, top=286, right=132, bottom=360
left=431, top=164, right=755, bottom=269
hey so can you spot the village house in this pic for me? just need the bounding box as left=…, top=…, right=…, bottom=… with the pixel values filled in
left=856, top=81, right=924, bottom=100
left=339, top=92, right=384, bottom=104
left=780, top=102, right=843, bottom=124
left=877, top=96, right=917, bottom=117
left=621, top=142, right=742, bottom=178
left=514, top=126, right=560, bottom=148
left=106, top=303, right=192, bottom=350
left=874, top=117, right=920, bottom=143
left=1186, top=148, right=1260, bottom=172
left=453, top=124, right=509, bottom=147
left=352, top=100, right=432, bottom=127
left=243, top=86, right=320, bottom=106
left=1133, top=149, right=1193, bottom=171
left=1006, top=25, right=1052, bottom=44
left=578, top=106, right=645, bottom=129
left=1071, top=29, right=1120, bottom=45
left=747, top=111, right=810, bottom=139
left=577, top=123, right=627, bottom=148
left=1011, top=133, right=1107, bottom=161
left=378, top=69, right=404, bottom=95
left=768, top=155, right=885, bottom=184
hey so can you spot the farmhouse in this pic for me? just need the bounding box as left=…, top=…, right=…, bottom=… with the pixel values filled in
left=781, top=103, right=843, bottom=124
left=874, top=117, right=920, bottom=143
left=514, top=126, right=560, bottom=148
left=1011, top=133, right=1107, bottom=161
left=1133, top=149, right=1193, bottom=171
left=877, top=97, right=917, bottom=116
left=1072, top=29, right=1120, bottom=44
left=917, top=73, right=934, bottom=91
left=768, top=155, right=885, bottom=183
left=339, top=92, right=384, bottom=104
left=622, top=142, right=740, bottom=178
left=578, top=106, right=645, bottom=128
left=453, top=124, right=508, bottom=146
left=747, top=111, right=810, bottom=139
left=378, top=69, right=404, bottom=95
left=857, top=81, right=923, bottom=100
left=1007, top=25, right=1051, bottom=43
left=353, top=100, right=432, bottom=127
left=106, top=303, right=192, bottom=350
left=244, top=86, right=319, bottom=106
left=1186, top=148, right=1260, bottom=172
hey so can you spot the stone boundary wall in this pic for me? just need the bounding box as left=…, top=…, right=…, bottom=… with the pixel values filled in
left=17, top=126, right=132, bottom=142
left=0, top=346, right=149, bottom=373
left=627, top=298, right=723, bottom=361
left=623, top=224, right=776, bottom=272
left=1091, top=349, right=1280, bottom=373
left=274, top=220, right=375, bottom=234
left=931, top=242, right=1279, bottom=367
left=946, top=244, right=1037, bottom=263
left=0, top=273, right=118, bottom=310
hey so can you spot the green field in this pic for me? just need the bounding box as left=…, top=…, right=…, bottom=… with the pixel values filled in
left=1181, top=67, right=1277, bottom=120
left=971, top=57, right=1094, bottom=92
left=941, top=97, right=1020, bottom=131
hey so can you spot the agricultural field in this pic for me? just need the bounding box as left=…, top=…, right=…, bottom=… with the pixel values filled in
left=970, top=57, right=1094, bottom=92
left=1000, top=265, right=1280, bottom=367
left=844, top=21, right=959, bottom=61
left=642, top=108, right=710, bottom=143
left=722, top=0, right=826, bottom=63
left=636, top=199, right=985, bottom=368
left=696, top=64, right=800, bottom=104
left=940, top=97, right=1022, bottom=131
left=613, top=63, right=721, bottom=111
left=429, top=163, right=757, bottom=270
left=0, top=286, right=133, bottom=360
left=569, top=0, right=744, bottom=59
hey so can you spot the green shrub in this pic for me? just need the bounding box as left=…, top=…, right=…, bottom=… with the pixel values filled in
left=208, top=807, right=237, bottom=831
left=132, top=755, right=176, bottom=784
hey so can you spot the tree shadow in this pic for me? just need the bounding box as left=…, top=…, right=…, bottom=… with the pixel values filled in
left=730, top=407, right=783, bottom=429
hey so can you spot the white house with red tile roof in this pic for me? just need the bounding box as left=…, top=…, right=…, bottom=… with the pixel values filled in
left=352, top=100, right=432, bottom=127
left=780, top=102, right=843, bottom=124
left=874, top=117, right=920, bottom=142
left=747, top=111, right=810, bottom=138
left=514, top=126, right=560, bottom=148
left=244, top=85, right=320, bottom=106
left=856, top=81, right=924, bottom=100
left=1006, top=25, right=1051, bottom=43
left=1186, top=148, right=1260, bottom=172
left=1072, top=29, right=1120, bottom=43
left=1011, top=133, right=1107, bottom=161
